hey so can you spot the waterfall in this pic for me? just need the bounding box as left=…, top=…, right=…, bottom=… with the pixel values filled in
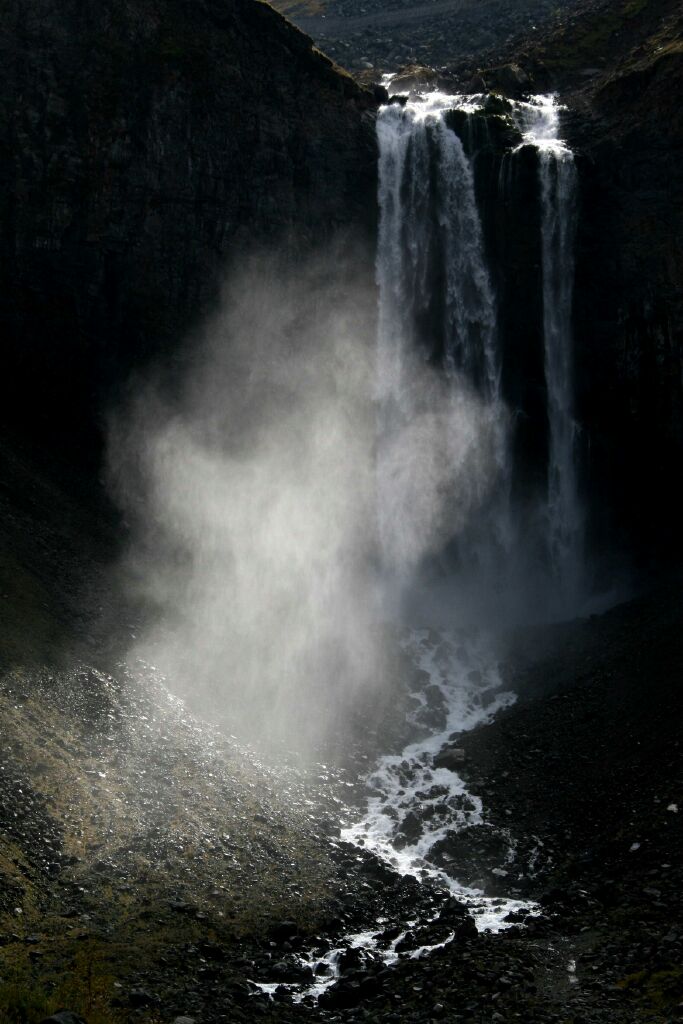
left=376, top=96, right=499, bottom=406
left=376, top=90, right=584, bottom=621
left=375, top=95, right=512, bottom=615
left=435, top=116, right=498, bottom=395
left=540, top=150, right=581, bottom=605
left=516, top=96, right=583, bottom=610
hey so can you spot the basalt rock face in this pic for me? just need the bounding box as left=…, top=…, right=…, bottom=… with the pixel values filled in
left=0, top=0, right=378, bottom=452
left=470, top=0, right=683, bottom=568
left=568, top=40, right=683, bottom=566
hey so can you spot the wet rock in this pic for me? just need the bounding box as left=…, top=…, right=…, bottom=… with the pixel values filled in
left=434, top=747, right=466, bottom=770
left=377, top=923, right=403, bottom=943
left=395, top=810, right=423, bottom=845
left=388, top=64, right=441, bottom=95
left=270, top=960, right=314, bottom=983
left=338, top=946, right=364, bottom=972
left=319, top=979, right=363, bottom=1009
left=431, top=823, right=512, bottom=883
left=473, top=62, right=533, bottom=98
left=394, top=930, right=418, bottom=953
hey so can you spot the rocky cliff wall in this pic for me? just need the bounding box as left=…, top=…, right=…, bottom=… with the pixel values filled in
left=568, top=32, right=683, bottom=565
left=0, top=0, right=378, bottom=450
left=435, top=0, right=683, bottom=568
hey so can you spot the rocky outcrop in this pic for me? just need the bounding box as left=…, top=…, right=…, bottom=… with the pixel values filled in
left=464, top=0, right=683, bottom=565
left=0, top=0, right=378, bottom=450
left=452, top=0, right=683, bottom=567
left=568, top=33, right=683, bottom=564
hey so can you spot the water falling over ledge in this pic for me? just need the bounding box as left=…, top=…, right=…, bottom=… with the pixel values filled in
left=375, top=89, right=585, bottom=625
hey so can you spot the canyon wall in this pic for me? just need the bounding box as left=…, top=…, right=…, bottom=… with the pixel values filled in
left=570, top=38, right=683, bottom=564
left=0, top=0, right=378, bottom=450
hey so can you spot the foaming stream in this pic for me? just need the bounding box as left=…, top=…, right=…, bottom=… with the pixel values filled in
left=341, top=629, right=536, bottom=931
left=253, top=631, right=538, bottom=1005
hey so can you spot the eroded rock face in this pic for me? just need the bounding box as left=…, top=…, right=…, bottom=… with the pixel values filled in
left=568, top=46, right=683, bottom=564
left=0, top=0, right=378, bottom=449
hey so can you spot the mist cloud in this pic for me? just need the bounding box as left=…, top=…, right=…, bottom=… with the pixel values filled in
left=108, top=245, right=501, bottom=751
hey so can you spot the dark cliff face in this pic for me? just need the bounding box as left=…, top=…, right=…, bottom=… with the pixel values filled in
left=478, top=0, right=683, bottom=569
left=437, top=0, right=683, bottom=570
left=567, top=35, right=683, bottom=566
left=0, top=0, right=378, bottom=452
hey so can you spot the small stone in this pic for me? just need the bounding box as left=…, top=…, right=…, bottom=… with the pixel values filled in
left=127, top=988, right=158, bottom=1008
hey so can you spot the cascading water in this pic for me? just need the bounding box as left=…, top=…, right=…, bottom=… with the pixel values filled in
left=353, top=89, right=585, bottom=937
left=375, top=94, right=512, bottom=612
left=376, top=94, right=499, bottom=405
left=522, top=98, right=582, bottom=609
left=377, top=90, right=584, bottom=618
left=346, top=90, right=556, bottom=938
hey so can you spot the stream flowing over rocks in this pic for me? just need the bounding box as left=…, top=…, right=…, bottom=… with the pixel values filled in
left=253, top=629, right=537, bottom=1005
left=3, top=582, right=683, bottom=1023
left=341, top=630, right=529, bottom=926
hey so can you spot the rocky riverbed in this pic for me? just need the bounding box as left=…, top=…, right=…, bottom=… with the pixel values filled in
left=2, top=519, right=682, bottom=1024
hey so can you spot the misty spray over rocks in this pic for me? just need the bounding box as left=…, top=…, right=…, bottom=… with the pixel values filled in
left=108, top=246, right=500, bottom=752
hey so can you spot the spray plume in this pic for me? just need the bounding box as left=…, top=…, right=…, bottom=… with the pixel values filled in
left=108, top=245, right=500, bottom=752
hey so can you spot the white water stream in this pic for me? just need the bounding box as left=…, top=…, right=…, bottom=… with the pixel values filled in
left=253, top=630, right=538, bottom=1005
left=342, top=629, right=529, bottom=929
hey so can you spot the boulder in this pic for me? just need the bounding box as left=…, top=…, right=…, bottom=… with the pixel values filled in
left=434, top=747, right=466, bottom=770
left=481, top=62, right=533, bottom=99
left=388, top=64, right=440, bottom=96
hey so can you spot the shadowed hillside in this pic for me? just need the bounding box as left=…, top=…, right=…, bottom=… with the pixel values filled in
left=0, top=0, right=378, bottom=456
